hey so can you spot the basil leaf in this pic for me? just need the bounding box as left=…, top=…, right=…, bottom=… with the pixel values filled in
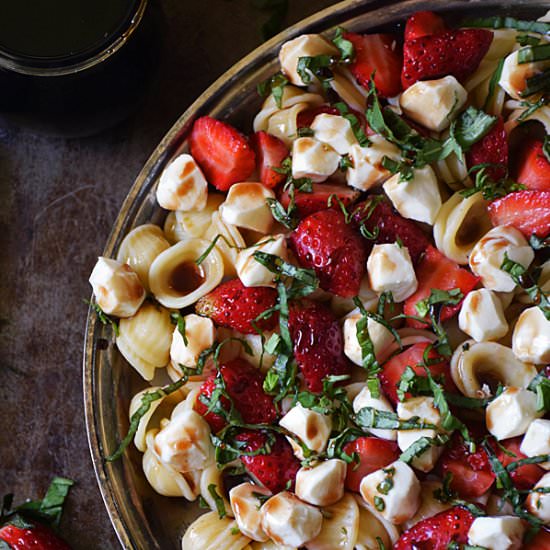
left=521, top=68, right=550, bottom=97
left=450, top=107, right=497, bottom=153
left=334, top=101, right=369, bottom=147
left=37, top=477, right=73, bottom=527
left=544, top=135, right=550, bottom=163
left=484, top=58, right=505, bottom=110
left=399, top=434, right=449, bottom=464
left=252, top=251, right=318, bottom=290
left=517, top=43, right=550, bottom=64
left=506, top=454, right=550, bottom=472
left=85, top=299, right=119, bottom=337
left=415, top=288, right=463, bottom=318
left=463, top=16, right=550, bottom=34
left=208, top=484, right=227, bottom=519
left=518, top=96, right=547, bottom=122
left=332, top=27, right=354, bottom=62
left=355, top=407, right=438, bottom=431
left=170, top=312, right=188, bottom=346
left=257, top=71, right=289, bottom=108
left=297, top=54, right=335, bottom=87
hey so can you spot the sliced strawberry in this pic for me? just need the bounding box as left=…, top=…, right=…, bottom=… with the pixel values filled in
left=288, top=300, right=351, bottom=392
left=352, top=197, right=430, bottom=265
left=345, top=32, right=402, bottom=98
left=495, top=437, right=544, bottom=490
left=194, top=359, right=277, bottom=433
left=403, top=246, right=479, bottom=329
left=401, top=29, right=493, bottom=89
left=439, top=434, right=495, bottom=499
left=404, top=10, right=446, bottom=41
left=279, top=182, right=361, bottom=218
left=343, top=437, right=400, bottom=492
left=296, top=105, right=340, bottom=128
left=290, top=209, right=367, bottom=297
left=524, top=528, right=550, bottom=550
left=189, top=116, right=256, bottom=191
left=251, top=131, right=289, bottom=189
left=236, top=430, right=300, bottom=493
left=380, top=342, right=456, bottom=405
left=488, top=190, right=550, bottom=238
left=466, top=116, right=508, bottom=181
left=517, top=139, right=550, bottom=191
left=395, top=506, right=475, bottom=550
left=195, top=278, right=278, bottom=334
left=0, top=523, right=72, bottom=550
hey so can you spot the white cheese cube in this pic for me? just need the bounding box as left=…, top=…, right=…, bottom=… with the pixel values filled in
left=291, top=137, right=340, bottom=183
left=359, top=460, right=421, bottom=524
left=468, top=516, right=525, bottom=550
left=486, top=387, right=543, bottom=440
left=469, top=225, right=535, bottom=292
left=367, top=243, right=418, bottom=303
left=279, top=403, right=332, bottom=456
left=219, top=182, right=275, bottom=234
left=513, top=306, right=550, bottom=364
left=400, top=76, right=467, bottom=132
left=240, top=332, right=277, bottom=372
left=89, top=257, right=146, bottom=318
left=526, top=472, right=550, bottom=523
left=261, top=491, right=323, bottom=547
left=458, top=288, right=509, bottom=342
left=295, top=459, right=346, bottom=506
left=153, top=410, right=213, bottom=473
left=236, top=234, right=288, bottom=288
left=346, top=136, right=401, bottom=191
left=383, top=166, right=442, bottom=225
left=397, top=397, right=443, bottom=473
left=279, top=34, right=339, bottom=86
left=229, top=482, right=271, bottom=542
left=310, top=113, right=358, bottom=154
left=520, top=419, right=550, bottom=470
left=353, top=386, right=397, bottom=441
left=499, top=49, right=550, bottom=99
left=170, top=314, right=215, bottom=369
left=156, top=153, right=208, bottom=212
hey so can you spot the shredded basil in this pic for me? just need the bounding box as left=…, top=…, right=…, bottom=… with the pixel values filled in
left=517, top=43, right=550, bottom=64
left=257, top=71, right=289, bottom=108
left=415, top=288, right=463, bottom=318
left=208, top=484, right=227, bottom=519
left=521, top=68, right=550, bottom=97
left=85, top=299, right=119, bottom=337
left=334, top=101, right=369, bottom=147
left=460, top=165, right=526, bottom=200
left=355, top=407, right=438, bottom=431
left=399, top=434, right=450, bottom=464
left=484, top=58, right=505, bottom=110
left=170, top=312, right=188, bottom=346
left=252, top=251, right=318, bottom=291
left=332, top=27, right=354, bottom=62
left=463, top=16, right=550, bottom=35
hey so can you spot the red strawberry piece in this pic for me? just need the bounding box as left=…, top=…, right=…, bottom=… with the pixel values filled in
left=296, top=105, right=340, bottom=128
left=401, top=29, right=493, bottom=89
left=516, top=139, right=550, bottom=191
left=290, top=209, right=367, bottom=297
left=404, top=10, right=446, bottom=41
left=194, top=359, right=277, bottom=433
left=343, top=437, right=400, bottom=492
left=466, top=116, right=508, bottom=181
left=395, top=506, right=475, bottom=550
left=524, top=527, right=550, bottom=550
left=195, top=278, right=278, bottom=334
left=403, top=245, right=479, bottom=329
left=288, top=300, right=351, bottom=392
left=251, top=131, right=289, bottom=189
left=345, top=32, right=403, bottom=98
left=0, top=523, right=72, bottom=550
left=235, top=430, right=300, bottom=493
left=352, top=198, right=431, bottom=265
left=279, top=182, right=361, bottom=218
left=488, top=190, right=550, bottom=238
left=189, top=116, right=256, bottom=191
left=495, top=437, right=544, bottom=490
left=439, top=434, right=495, bottom=499
left=380, top=342, right=456, bottom=405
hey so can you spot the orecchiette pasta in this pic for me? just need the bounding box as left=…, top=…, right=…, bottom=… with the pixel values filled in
left=205, top=212, right=246, bottom=277
left=181, top=512, right=251, bottom=550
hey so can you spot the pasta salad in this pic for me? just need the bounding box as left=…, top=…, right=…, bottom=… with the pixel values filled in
left=89, top=9, right=550, bottom=550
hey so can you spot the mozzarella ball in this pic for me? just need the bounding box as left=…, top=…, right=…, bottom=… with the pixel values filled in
left=512, top=307, right=550, bottom=364
left=458, top=288, right=509, bottom=342
left=520, top=419, right=550, bottom=470
left=467, top=516, right=525, bottom=550
left=170, top=314, right=215, bottom=369
left=291, top=137, right=340, bottom=183
left=310, top=113, right=358, bottom=155
left=526, top=472, right=550, bottom=524
left=295, top=459, right=346, bottom=506
left=229, top=482, right=271, bottom=541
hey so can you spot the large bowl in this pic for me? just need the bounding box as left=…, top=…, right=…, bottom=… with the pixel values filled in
left=84, top=0, right=548, bottom=547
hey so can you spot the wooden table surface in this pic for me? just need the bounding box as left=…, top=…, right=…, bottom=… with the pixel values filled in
left=0, top=1, right=336, bottom=548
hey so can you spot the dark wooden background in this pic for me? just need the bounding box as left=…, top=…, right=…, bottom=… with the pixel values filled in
left=0, top=1, right=336, bottom=548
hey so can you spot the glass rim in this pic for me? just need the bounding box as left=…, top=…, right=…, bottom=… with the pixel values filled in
left=0, top=0, right=148, bottom=77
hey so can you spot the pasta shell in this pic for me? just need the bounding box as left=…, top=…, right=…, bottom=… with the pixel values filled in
left=434, top=192, right=492, bottom=265
left=181, top=512, right=250, bottom=550
left=450, top=340, right=538, bottom=398
left=402, top=481, right=452, bottom=530
left=117, top=224, right=170, bottom=290
left=354, top=496, right=401, bottom=547
left=249, top=541, right=295, bottom=550
left=330, top=67, right=368, bottom=113
left=267, top=103, right=308, bottom=146
left=354, top=501, right=393, bottom=550
left=205, top=213, right=246, bottom=277
left=200, top=464, right=234, bottom=518
left=149, top=238, right=224, bottom=309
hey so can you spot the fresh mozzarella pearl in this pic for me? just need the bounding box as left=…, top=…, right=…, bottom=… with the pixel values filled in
left=89, top=256, right=145, bottom=317
left=400, top=76, right=468, bottom=131
left=353, top=386, right=397, bottom=441
left=512, top=306, right=550, bottom=364
left=486, top=387, right=543, bottom=440
left=367, top=243, right=418, bottom=303
left=295, top=459, right=347, bottom=506
left=310, top=113, right=358, bottom=155
left=526, top=472, right=550, bottom=523
left=156, top=153, right=208, bottom=212
left=291, top=137, right=340, bottom=183
left=169, top=314, right=215, bottom=369
left=229, top=482, right=271, bottom=541
left=520, top=419, right=550, bottom=470
left=468, top=516, right=525, bottom=550
left=458, top=289, right=509, bottom=342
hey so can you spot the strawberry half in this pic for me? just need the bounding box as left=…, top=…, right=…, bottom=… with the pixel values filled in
left=401, top=28, right=493, bottom=88
left=290, top=209, right=367, bottom=297
left=345, top=32, right=403, bottom=98
left=288, top=300, right=351, bottom=392
left=251, top=131, right=289, bottom=189
left=195, top=278, right=278, bottom=334
left=189, top=116, right=256, bottom=191
left=0, top=523, right=71, bottom=550
left=488, top=190, right=550, bottom=238
left=495, top=437, right=544, bottom=490
left=279, top=182, right=361, bottom=219
left=516, top=139, right=550, bottom=191
left=194, top=359, right=277, bottom=433
left=404, top=10, right=446, bottom=41
left=236, top=430, right=300, bottom=493
left=403, top=245, right=479, bottom=328
left=466, top=116, right=508, bottom=181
